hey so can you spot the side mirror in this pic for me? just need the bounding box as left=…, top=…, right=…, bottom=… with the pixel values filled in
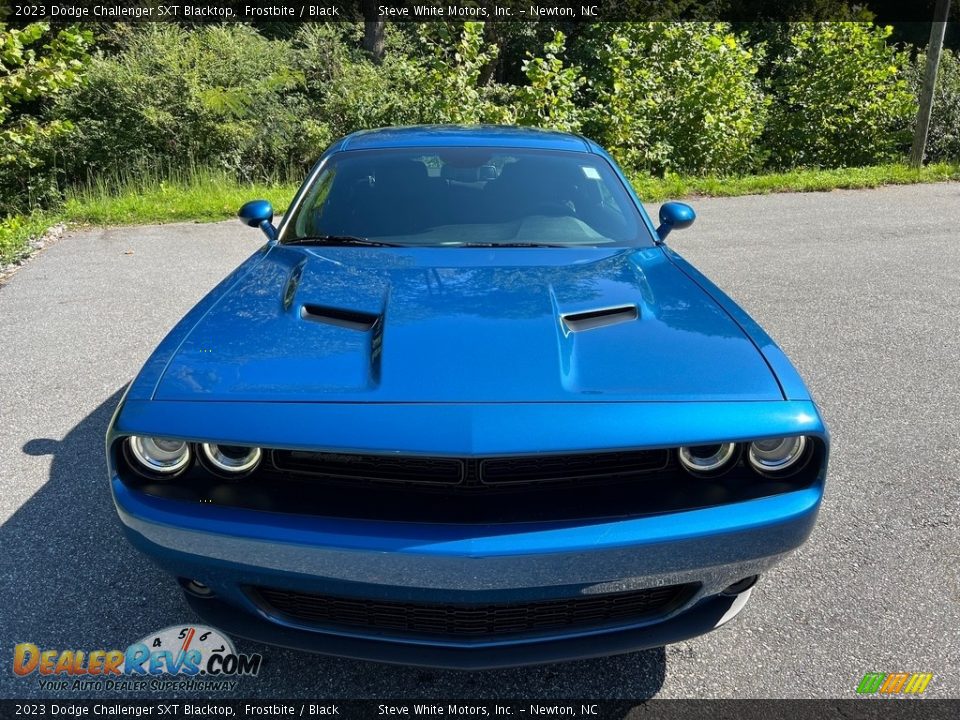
left=238, top=199, right=277, bottom=243
left=656, top=201, right=696, bottom=241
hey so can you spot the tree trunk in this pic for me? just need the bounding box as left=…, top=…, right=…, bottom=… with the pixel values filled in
left=477, top=23, right=501, bottom=87
left=361, top=0, right=386, bottom=63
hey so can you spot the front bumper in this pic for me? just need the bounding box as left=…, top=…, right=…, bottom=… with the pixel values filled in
left=113, top=479, right=822, bottom=668
left=182, top=587, right=754, bottom=669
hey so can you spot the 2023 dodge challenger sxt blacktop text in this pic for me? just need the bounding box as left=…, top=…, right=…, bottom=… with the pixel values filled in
left=107, top=125, right=828, bottom=669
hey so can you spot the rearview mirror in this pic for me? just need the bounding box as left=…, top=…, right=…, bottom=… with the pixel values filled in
left=656, top=202, right=696, bottom=241
left=238, top=200, right=277, bottom=243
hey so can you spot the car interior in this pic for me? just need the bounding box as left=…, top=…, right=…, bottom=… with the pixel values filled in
left=295, top=152, right=639, bottom=245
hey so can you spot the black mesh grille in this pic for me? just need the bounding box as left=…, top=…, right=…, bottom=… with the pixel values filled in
left=252, top=584, right=697, bottom=638
left=480, top=449, right=669, bottom=485
left=272, top=450, right=464, bottom=485
left=271, top=449, right=669, bottom=489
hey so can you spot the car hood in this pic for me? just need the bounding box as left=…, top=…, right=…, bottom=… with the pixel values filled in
left=153, top=245, right=783, bottom=403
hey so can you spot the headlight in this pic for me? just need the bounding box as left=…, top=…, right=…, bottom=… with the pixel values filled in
left=200, top=443, right=262, bottom=475
left=748, top=436, right=808, bottom=473
left=127, top=436, right=191, bottom=475
left=678, top=443, right=736, bottom=474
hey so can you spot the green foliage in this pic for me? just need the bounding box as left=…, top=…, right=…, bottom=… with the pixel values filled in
left=764, top=23, right=916, bottom=168
left=1, top=19, right=950, bottom=227
left=62, top=165, right=297, bottom=226
left=0, top=210, right=58, bottom=265
left=0, top=22, right=91, bottom=215
left=586, top=23, right=768, bottom=176
left=54, top=24, right=318, bottom=183
left=910, top=47, right=960, bottom=163
left=516, top=31, right=584, bottom=133
left=584, top=26, right=662, bottom=173
left=630, top=162, right=960, bottom=202
left=293, top=24, right=423, bottom=138
left=414, top=22, right=514, bottom=125
left=0, top=23, right=90, bottom=121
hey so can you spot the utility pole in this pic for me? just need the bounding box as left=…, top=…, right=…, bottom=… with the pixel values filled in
left=910, top=0, right=952, bottom=168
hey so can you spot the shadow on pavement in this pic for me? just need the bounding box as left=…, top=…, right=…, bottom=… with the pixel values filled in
left=1, top=390, right=666, bottom=699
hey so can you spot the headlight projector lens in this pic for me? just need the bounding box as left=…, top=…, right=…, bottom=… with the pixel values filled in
left=201, top=443, right=262, bottom=475
left=748, top=436, right=808, bottom=473
left=678, top=443, right=736, bottom=474
left=127, top=436, right=191, bottom=475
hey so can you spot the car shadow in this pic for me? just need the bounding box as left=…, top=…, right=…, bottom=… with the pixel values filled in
left=1, top=390, right=666, bottom=700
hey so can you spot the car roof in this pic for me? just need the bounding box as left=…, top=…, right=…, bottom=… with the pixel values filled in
left=334, top=125, right=595, bottom=153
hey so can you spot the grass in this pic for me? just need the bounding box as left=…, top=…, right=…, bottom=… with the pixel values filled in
left=1, top=168, right=298, bottom=267
left=2, top=161, right=959, bottom=268
left=62, top=167, right=299, bottom=226
left=631, top=162, right=960, bottom=202
left=0, top=211, right=61, bottom=267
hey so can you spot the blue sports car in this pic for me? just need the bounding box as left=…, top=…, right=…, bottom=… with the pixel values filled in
left=108, top=126, right=828, bottom=668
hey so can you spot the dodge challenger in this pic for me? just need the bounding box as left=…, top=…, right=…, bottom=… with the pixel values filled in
left=107, top=125, right=828, bottom=668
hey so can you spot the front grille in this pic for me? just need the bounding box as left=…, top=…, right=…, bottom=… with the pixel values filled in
left=122, top=439, right=824, bottom=524
left=271, top=449, right=670, bottom=489
left=272, top=450, right=463, bottom=485
left=480, top=449, right=669, bottom=485
left=252, top=584, right=697, bottom=638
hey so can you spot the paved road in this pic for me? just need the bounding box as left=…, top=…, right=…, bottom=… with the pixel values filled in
left=1, top=183, right=958, bottom=700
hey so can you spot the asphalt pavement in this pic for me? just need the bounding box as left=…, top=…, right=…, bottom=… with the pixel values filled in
left=1, top=183, right=958, bottom=699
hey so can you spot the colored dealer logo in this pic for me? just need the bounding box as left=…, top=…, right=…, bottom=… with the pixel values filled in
left=13, top=625, right=261, bottom=678
left=856, top=672, right=933, bottom=695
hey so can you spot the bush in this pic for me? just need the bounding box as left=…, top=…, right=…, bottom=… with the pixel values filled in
left=54, top=24, right=320, bottom=183
left=515, top=31, right=584, bottom=133
left=910, top=47, right=960, bottom=163
left=0, top=22, right=91, bottom=215
left=764, top=23, right=916, bottom=168
left=584, top=23, right=768, bottom=176
left=581, top=26, right=662, bottom=173
left=5, top=19, right=947, bottom=220
left=413, top=22, right=515, bottom=125
left=55, top=22, right=523, bottom=189
left=293, top=24, right=424, bottom=139
left=0, top=211, right=58, bottom=264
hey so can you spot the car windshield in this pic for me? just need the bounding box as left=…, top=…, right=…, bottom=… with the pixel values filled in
left=283, top=147, right=651, bottom=248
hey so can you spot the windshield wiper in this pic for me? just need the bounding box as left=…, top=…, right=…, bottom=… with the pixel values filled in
left=458, top=242, right=569, bottom=248
left=285, top=235, right=402, bottom=248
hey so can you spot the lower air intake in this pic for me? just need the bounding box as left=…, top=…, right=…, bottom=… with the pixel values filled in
left=251, top=583, right=698, bottom=638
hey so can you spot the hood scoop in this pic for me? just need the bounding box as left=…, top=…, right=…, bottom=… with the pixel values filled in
left=153, top=246, right=785, bottom=403
left=300, top=304, right=380, bottom=332
left=561, top=304, right=639, bottom=333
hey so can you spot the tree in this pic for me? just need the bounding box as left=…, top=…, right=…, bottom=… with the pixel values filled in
left=361, top=0, right=385, bottom=62
left=516, top=32, right=584, bottom=133
left=764, top=22, right=916, bottom=168
left=0, top=22, right=91, bottom=214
